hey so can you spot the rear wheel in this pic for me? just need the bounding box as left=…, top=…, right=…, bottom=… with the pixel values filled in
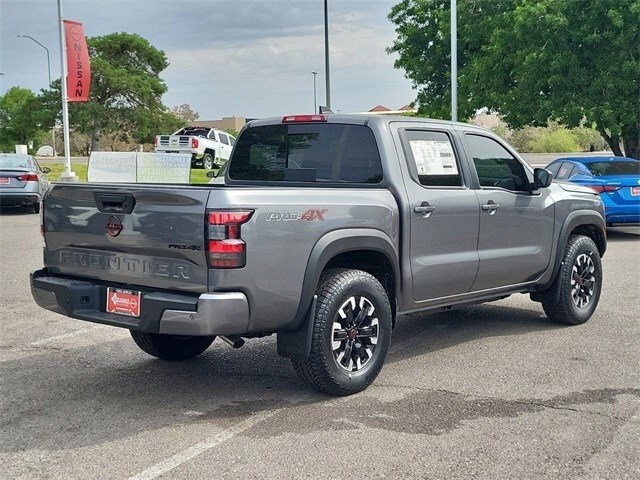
left=202, top=153, right=214, bottom=170
left=542, top=235, right=602, bottom=325
left=130, top=331, right=215, bottom=361
left=292, top=268, right=392, bottom=396
left=31, top=203, right=40, bottom=214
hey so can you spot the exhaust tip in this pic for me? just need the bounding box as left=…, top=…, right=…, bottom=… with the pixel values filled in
left=219, top=335, right=245, bottom=349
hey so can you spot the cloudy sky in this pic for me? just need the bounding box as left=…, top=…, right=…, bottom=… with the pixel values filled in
left=0, top=0, right=415, bottom=119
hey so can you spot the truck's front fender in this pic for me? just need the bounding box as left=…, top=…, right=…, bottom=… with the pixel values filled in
left=533, top=209, right=606, bottom=303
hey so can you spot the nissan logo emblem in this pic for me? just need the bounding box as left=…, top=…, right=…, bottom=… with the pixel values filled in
left=106, top=216, right=123, bottom=237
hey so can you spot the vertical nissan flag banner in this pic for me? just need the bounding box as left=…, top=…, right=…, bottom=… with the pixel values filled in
left=63, top=20, right=91, bottom=102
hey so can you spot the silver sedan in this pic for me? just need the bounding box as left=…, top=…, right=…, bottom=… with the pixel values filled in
left=0, top=153, right=51, bottom=213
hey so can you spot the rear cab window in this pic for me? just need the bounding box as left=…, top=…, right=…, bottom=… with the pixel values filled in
left=228, top=123, right=383, bottom=184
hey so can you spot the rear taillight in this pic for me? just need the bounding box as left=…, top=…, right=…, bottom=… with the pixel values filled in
left=207, top=210, right=253, bottom=268
left=589, top=185, right=620, bottom=193
left=18, top=173, right=38, bottom=182
left=282, top=114, right=327, bottom=123
left=191, top=137, right=199, bottom=148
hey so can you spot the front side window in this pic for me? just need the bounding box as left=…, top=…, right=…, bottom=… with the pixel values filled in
left=556, top=162, right=576, bottom=180
left=404, top=130, right=462, bottom=187
left=218, top=133, right=229, bottom=145
left=229, top=123, right=383, bottom=184
left=465, top=134, right=530, bottom=192
left=546, top=162, right=561, bottom=177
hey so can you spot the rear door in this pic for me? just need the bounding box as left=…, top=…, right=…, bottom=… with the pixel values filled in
left=461, top=133, right=555, bottom=291
left=393, top=125, right=480, bottom=301
left=43, top=184, right=212, bottom=293
left=217, top=132, right=233, bottom=160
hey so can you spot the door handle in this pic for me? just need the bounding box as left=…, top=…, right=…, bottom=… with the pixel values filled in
left=414, top=202, right=436, bottom=217
left=482, top=200, right=500, bottom=215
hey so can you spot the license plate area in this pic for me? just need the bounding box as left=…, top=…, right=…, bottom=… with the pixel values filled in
left=0, top=177, right=10, bottom=184
left=631, top=186, right=640, bottom=196
left=106, top=287, right=141, bottom=317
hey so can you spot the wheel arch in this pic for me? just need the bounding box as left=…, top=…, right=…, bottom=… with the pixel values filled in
left=533, top=209, right=606, bottom=304
left=277, top=228, right=399, bottom=361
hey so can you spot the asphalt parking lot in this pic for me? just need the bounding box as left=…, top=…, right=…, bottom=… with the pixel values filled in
left=1, top=210, right=639, bottom=479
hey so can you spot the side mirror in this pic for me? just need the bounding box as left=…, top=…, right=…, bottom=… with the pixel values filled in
left=533, top=168, right=552, bottom=190
left=41, top=166, right=51, bottom=174
left=206, top=170, right=217, bottom=178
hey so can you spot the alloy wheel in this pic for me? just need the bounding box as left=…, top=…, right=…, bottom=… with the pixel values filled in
left=571, top=253, right=596, bottom=309
left=332, top=295, right=379, bottom=372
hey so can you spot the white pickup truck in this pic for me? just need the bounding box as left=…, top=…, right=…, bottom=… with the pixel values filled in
left=154, top=127, right=236, bottom=169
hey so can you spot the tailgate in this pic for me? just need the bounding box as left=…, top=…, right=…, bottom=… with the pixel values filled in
left=43, top=184, right=211, bottom=293
left=157, top=135, right=191, bottom=149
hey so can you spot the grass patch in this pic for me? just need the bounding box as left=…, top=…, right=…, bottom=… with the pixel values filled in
left=45, top=163, right=88, bottom=182
left=44, top=163, right=217, bottom=184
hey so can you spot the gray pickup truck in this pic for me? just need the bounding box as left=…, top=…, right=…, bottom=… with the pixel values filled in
left=31, top=114, right=607, bottom=395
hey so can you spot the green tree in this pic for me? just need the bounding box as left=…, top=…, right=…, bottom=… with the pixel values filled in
left=388, top=0, right=640, bottom=159
left=0, top=87, right=47, bottom=152
left=37, top=32, right=180, bottom=151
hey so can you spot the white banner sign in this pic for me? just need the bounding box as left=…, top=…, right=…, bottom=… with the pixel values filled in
left=87, top=152, right=191, bottom=183
left=87, top=152, right=137, bottom=183
left=136, top=152, right=191, bottom=183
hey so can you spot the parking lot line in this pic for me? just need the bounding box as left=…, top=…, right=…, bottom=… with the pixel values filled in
left=127, top=408, right=281, bottom=480
left=29, top=325, right=106, bottom=347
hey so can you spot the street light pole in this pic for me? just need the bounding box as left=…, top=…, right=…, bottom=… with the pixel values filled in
left=312, top=71, right=318, bottom=113
left=17, top=34, right=57, bottom=156
left=450, top=0, right=457, bottom=122
left=324, top=0, right=331, bottom=110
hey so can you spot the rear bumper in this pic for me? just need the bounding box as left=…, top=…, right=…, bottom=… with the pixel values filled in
left=0, top=192, right=41, bottom=206
left=30, top=269, right=250, bottom=336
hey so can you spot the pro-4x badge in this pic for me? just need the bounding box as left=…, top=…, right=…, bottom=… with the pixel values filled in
left=266, top=209, right=329, bottom=222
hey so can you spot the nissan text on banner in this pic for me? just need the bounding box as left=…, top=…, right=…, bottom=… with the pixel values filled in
left=63, top=20, right=90, bottom=102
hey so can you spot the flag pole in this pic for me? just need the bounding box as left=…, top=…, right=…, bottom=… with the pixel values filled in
left=57, top=0, right=75, bottom=181
left=450, top=0, right=457, bottom=122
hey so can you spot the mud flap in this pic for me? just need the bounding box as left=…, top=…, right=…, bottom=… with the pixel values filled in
left=530, top=262, right=563, bottom=305
left=276, top=295, right=317, bottom=361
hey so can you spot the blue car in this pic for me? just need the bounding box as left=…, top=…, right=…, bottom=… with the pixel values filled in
left=545, top=156, right=640, bottom=227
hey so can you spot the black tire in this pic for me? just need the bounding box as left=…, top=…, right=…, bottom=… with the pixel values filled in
left=130, top=331, right=215, bottom=361
left=31, top=203, right=40, bottom=214
left=292, top=268, right=392, bottom=396
left=542, top=235, right=602, bottom=325
left=202, top=153, right=214, bottom=170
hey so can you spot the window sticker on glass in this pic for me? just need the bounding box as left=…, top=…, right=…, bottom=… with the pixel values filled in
left=409, top=140, right=459, bottom=175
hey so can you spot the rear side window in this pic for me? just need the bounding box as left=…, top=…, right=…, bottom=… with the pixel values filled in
left=228, top=124, right=383, bottom=183
left=404, top=130, right=462, bottom=187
